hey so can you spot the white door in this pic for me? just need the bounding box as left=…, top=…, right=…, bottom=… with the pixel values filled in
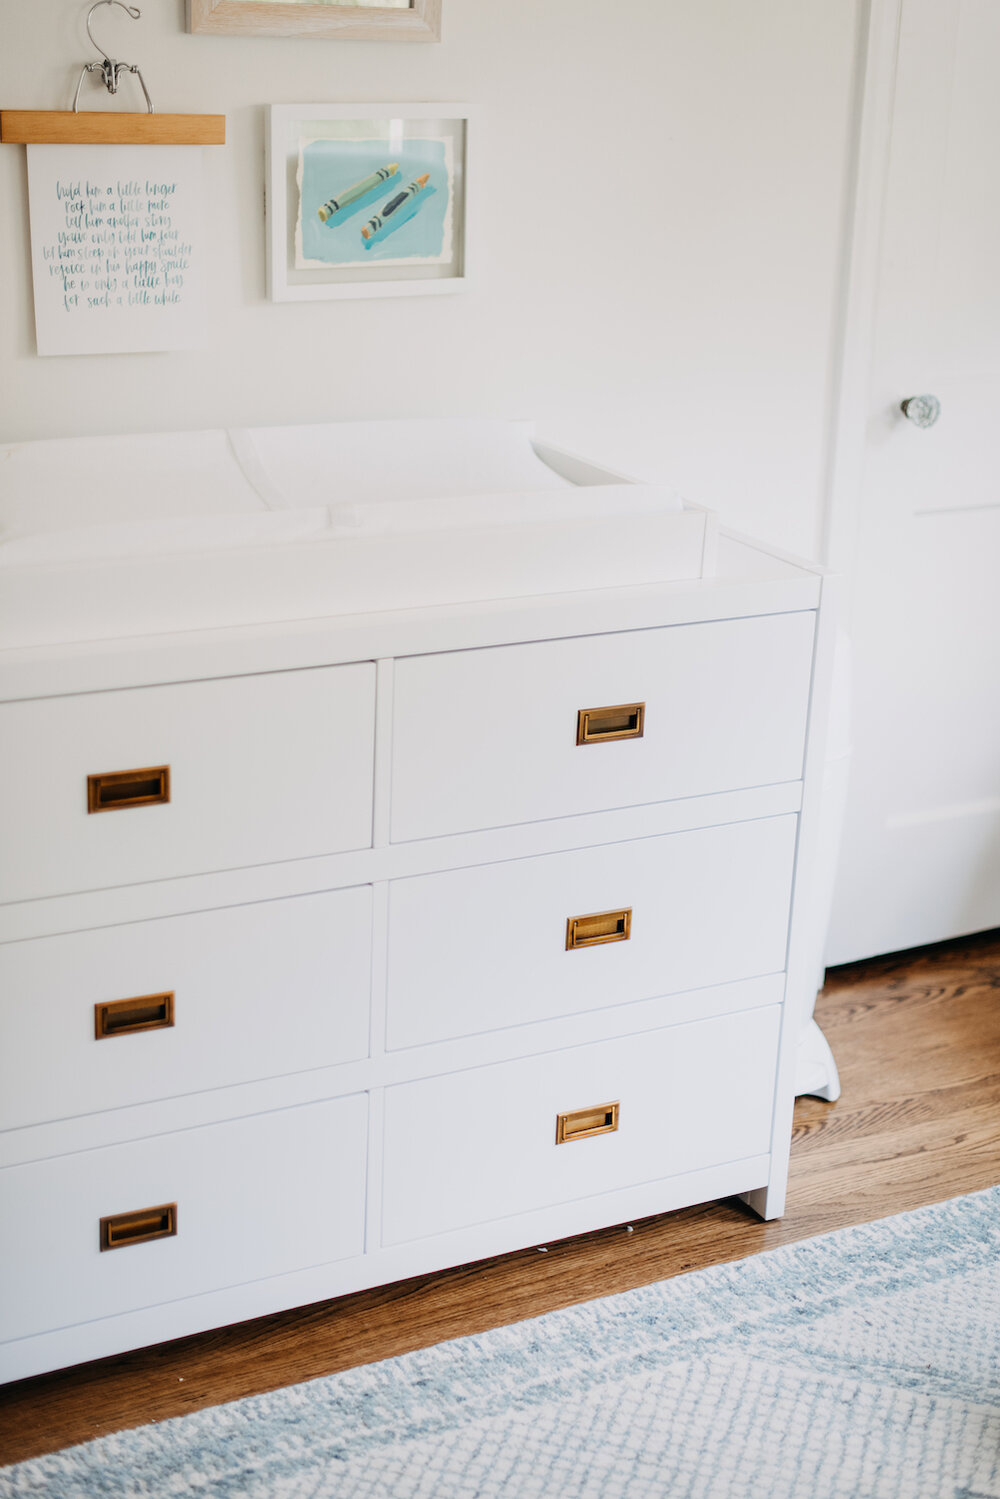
left=827, top=0, right=1000, bottom=964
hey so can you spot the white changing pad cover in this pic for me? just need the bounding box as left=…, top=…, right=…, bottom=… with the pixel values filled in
left=0, top=419, right=683, bottom=568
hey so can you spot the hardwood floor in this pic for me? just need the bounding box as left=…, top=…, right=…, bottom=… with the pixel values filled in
left=2, top=930, right=999, bottom=1467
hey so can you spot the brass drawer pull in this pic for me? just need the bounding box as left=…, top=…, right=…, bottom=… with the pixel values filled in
left=87, top=766, right=170, bottom=814
left=556, top=1101, right=620, bottom=1145
left=95, top=991, right=175, bottom=1040
left=100, top=1202, right=177, bottom=1252
left=566, top=907, right=632, bottom=950
left=576, top=703, right=645, bottom=746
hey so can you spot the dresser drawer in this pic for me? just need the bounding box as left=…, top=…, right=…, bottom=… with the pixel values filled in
left=382, top=1006, right=779, bottom=1246
left=0, top=664, right=375, bottom=903
left=0, top=1094, right=367, bottom=1343
left=0, top=888, right=372, bottom=1131
left=390, top=613, right=814, bottom=841
left=387, top=815, right=796, bottom=1050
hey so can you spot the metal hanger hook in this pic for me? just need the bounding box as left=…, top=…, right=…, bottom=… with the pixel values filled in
left=72, top=1, right=153, bottom=113
left=86, top=1, right=142, bottom=67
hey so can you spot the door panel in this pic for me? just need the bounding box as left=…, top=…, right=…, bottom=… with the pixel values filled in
left=828, top=0, right=1000, bottom=962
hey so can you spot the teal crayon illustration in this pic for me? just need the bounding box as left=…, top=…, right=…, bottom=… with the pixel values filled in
left=361, top=173, right=430, bottom=241
left=318, top=162, right=399, bottom=222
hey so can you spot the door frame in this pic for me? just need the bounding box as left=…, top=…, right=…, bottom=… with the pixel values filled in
left=822, top=0, right=904, bottom=582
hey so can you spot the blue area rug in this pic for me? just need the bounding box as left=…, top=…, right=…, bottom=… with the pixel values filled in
left=3, top=1188, right=999, bottom=1498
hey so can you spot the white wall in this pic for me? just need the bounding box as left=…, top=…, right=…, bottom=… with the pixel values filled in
left=0, top=0, right=859, bottom=558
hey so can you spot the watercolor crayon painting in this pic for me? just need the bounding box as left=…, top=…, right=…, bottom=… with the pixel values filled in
left=296, top=129, right=454, bottom=270
left=268, top=104, right=466, bottom=300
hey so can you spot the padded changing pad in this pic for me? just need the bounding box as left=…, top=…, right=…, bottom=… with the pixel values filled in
left=0, top=419, right=708, bottom=648
left=0, top=420, right=682, bottom=567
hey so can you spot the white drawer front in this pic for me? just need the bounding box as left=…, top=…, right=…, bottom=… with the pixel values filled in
left=390, top=614, right=814, bottom=841
left=387, top=816, right=796, bottom=1050
left=382, top=1006, right=780, bottom=1246
left=0, top=1094, right=367, bottom=1343
left=0, top=888, right=372, bottom=1131
left=0, top=664, right=375, bottom=903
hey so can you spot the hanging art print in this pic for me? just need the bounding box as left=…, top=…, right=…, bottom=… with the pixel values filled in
left=25, top=144, right=207, bottom=356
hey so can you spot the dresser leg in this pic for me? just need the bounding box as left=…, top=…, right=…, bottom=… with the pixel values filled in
left=740, top=1181, right=785, bottom=1221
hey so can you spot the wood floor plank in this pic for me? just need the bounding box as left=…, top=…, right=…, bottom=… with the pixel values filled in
left=2, top=929, right=999, bottom=1466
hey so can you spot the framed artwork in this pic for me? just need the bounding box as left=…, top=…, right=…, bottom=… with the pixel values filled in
left=188, top=0, right=440, bottom=42
left=267, top=103, right=468, bottom=301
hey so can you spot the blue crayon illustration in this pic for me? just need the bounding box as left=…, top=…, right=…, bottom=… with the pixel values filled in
left=361, top=173, right=430, bottom=241
left=318, top=162, right=398, bottom=222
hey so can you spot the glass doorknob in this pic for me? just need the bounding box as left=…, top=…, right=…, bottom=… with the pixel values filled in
left=900, top=394, right=941, bottom=428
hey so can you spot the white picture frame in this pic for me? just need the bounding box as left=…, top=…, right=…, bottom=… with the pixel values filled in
left=267, top=103, right=468, bottom=302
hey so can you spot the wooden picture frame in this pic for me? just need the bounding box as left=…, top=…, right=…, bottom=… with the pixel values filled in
left=187, top=0, right=441, bottom=42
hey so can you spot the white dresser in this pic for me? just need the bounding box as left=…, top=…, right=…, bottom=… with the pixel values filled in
left=0, top=423, right=834, bottom=1383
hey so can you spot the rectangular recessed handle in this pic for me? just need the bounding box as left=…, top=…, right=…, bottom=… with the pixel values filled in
left=100, top=1202, right=177, bottom=1252
left=87, top=765, right=170, bottom=814
left=95, top=991, right=175, bottom=1040
left=566, top=908, right=632, bottom=950
left=556, top=1101, right=620, bottom=1144
left=576, top=703, right=645, bottom=745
